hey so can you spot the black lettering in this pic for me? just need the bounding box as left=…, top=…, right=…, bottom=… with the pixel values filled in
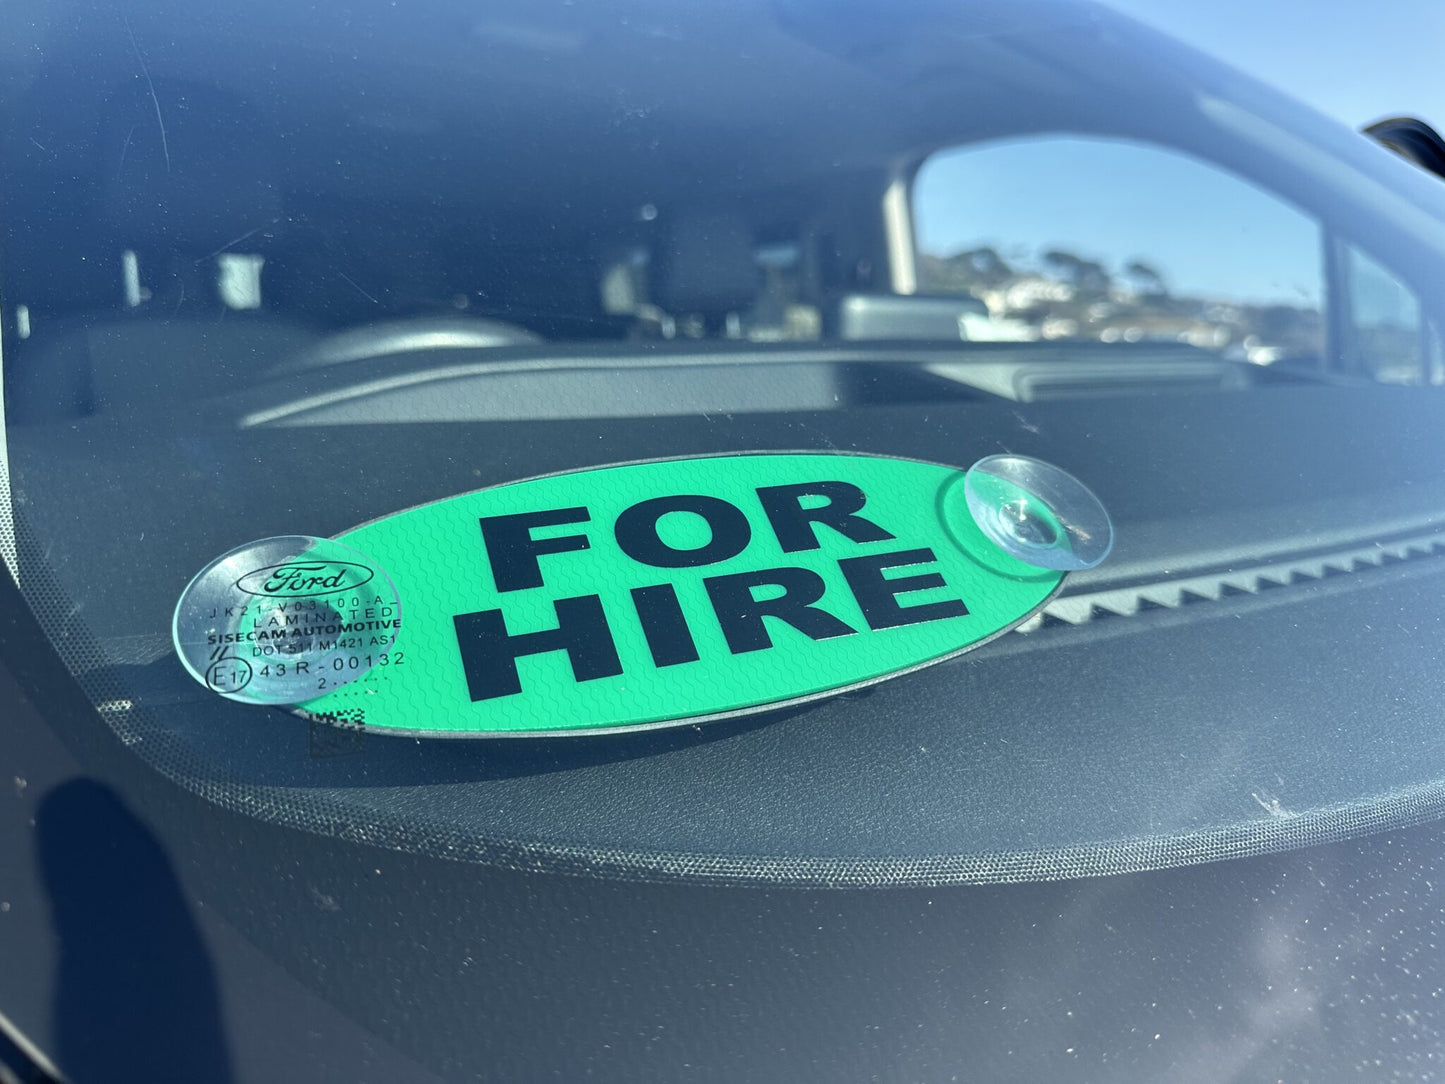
left=453, top=594, right=621, bottom=700
left=615, top=495, right=751, bottom=568
left=838, top=548, right=967, bottom=630
left=704, top=567, right=855, bottom=654
left=757, top=480, right=894, bottom=553
left=479, top=507, right=591, bottom=593
left=631, top=584, right=700, bottom=668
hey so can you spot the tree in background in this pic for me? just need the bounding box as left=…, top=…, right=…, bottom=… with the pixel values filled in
left=1124, top=259, right=1168, bottom=299
left=1042, top=250, right=1112, bottom=298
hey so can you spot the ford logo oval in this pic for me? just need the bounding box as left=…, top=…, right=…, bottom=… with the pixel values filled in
left=236, top=561, right=376, bottom=598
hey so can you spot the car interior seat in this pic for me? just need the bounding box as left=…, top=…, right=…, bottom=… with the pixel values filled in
left=648, top=210, right=761, bottom=337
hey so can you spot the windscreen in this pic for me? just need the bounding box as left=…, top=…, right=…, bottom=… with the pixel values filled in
left=18, top=3, right=1445, bottom=1081
left=6, top=0, right=1445, bottom=886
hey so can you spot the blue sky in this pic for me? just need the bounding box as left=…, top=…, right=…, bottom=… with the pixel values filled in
left=914, top=1, right=1442, bottom=306
left=1103, top=0, right=1445, bottom=132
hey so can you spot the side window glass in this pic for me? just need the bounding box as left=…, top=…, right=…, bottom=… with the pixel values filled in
left=1342, top=245, right=1439, bottom=384
left=912, top=136, right=1326, bottom=365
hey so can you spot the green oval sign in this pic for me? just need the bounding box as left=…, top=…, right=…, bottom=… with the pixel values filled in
left=297, top=453, right=1064, bottom=736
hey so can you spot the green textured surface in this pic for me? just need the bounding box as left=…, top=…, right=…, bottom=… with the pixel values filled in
left=299, top=454, right=1062, bottom=735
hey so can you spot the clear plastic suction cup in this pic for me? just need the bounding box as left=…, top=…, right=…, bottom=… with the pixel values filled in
left=172, top=535, right=400, bottom=705
left=963, top=456, right=1113, bottom=571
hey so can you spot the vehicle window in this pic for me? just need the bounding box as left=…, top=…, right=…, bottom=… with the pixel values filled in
left=10, top=0, right=1445, bottom=865
left=1341, top=241, right=1442, bottom=383
left=913, top=136, right=1326, bottom=364
left=13, top=5, right=1445, bottom=1079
